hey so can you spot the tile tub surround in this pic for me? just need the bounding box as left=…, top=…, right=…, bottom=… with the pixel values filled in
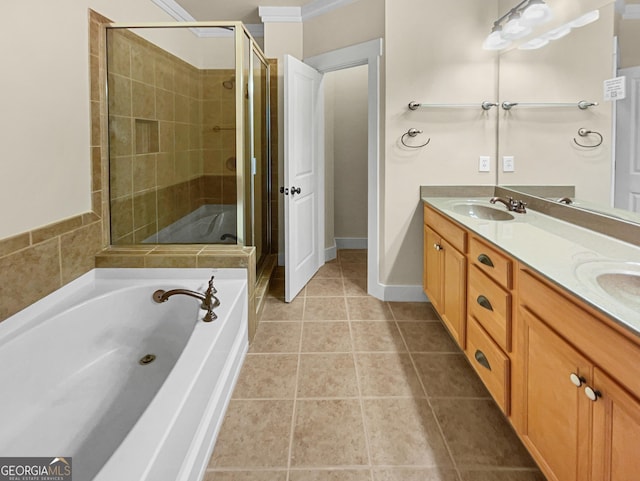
left=205, top=250, right=544, bottom=480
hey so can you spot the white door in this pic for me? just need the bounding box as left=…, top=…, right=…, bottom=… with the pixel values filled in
left=284, top=55, right=324, bottom=302
left=614, top=66, right=640, bottom=213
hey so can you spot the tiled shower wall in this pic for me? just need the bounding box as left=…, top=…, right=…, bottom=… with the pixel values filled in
left=107, top=29, right=238, bottom=244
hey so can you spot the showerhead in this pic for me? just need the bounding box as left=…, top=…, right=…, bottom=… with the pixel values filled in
left=222, top=78, right=235, bottom=90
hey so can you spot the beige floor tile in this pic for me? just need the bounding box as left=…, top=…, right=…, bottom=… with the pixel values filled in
left=291, top=399, right=369, bottom=467
left=289, top=469, right=372, bottom=481
left=297, top=353, right=359, bottom=398
left=389, top=302, right=439, bottom=321
left=301, top=322, right=352, bottom=352
left=355, top=353, right=424, bottom=398
left=372, top=467, right=459, bottom=481
left=412, top=353, right=490, bottom=398
left=363, top=398, right=453, bottom=467
left=204, top=471, right=287, bottom=481
left=341, top=262, right=367, bottom=278
left=337, top=250, right=367, bottom=264
left=431, top=399, right=537, bottom=468
left=305, top=278, right=346, bottom=297
left=304, top=297, right=348, bottom=321
left=458, top=470, right=546, bottom=481
left=397, top=322, right=459, bottom=353
left=347, top=298, right=394, bottom=320
left=343, top=278, right=368, bottom=296
left=350, top=321, right=406, bottom=352
left=209, top=400, right=293, bottom=468
left=313, top=263, right=343, bottom=278
left=249, top=322, right=302, bottom=353
left=232, top=354, right=298, bottom=399
left=262, top=297, right=304, bottom=321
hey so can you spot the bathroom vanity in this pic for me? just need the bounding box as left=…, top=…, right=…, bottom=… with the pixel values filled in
left=422, top=190, right=640, bottom=481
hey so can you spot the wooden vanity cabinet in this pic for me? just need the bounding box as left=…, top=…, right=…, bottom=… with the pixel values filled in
left=517, top=267, right=640, bottom=481
left=423, top=206, right=467, bottom=347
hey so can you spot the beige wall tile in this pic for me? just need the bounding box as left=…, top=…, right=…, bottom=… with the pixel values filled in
left=31, top=216, right=83, bottom=245
left=132, top=154, right=156, bottom=193
left=108, top=73, right=132, bottom=116
left=132, top=81, right=155, bottom=119
left=95, top=254, right=145, bottom=268
left=109, top=116, right=133, bottom=157
left=60, top=222, right=102, bottom=284
left=144, top=255, right=197, bottom=268
left=0, top=238, right=61, bottom=321
left=130, top=43, right=154, bottom=84
left=0, top=233, right=30, bottom=258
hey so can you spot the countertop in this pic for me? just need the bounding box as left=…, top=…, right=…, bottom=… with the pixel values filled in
left=422, top=196, right=640, bottom=338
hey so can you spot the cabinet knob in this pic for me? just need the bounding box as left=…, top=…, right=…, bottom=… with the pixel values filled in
left=474, top=350, right=492, bottom=371
left=584, top=386, right=602, bottom=402
left=434, top=243, right=443, bottom=251
left=569, top=373, right=585, bottom=387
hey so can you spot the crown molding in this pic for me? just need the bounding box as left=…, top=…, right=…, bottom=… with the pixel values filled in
left=258, top=6, right=302, bottom=23
left=151, top=0, right=264, bottom=37
left=301, top=0, right=356, bottom=21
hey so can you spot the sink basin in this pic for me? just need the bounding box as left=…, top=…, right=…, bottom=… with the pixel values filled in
left=451, top=203, right=515, bottom=221
left=575, top=261, right=640, bottom=314
left=596, top=273, right=640, bottom=311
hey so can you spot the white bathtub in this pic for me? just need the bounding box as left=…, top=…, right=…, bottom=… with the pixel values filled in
left=0, top=268, right=248, bottom=481
left=145, top=204, right=238, bottom=244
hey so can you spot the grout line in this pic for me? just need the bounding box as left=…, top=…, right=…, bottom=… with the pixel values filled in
left=284, top=299, right=304, bottom=481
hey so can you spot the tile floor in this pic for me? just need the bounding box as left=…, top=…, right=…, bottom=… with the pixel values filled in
left=205, top=250, right=546, bottom=481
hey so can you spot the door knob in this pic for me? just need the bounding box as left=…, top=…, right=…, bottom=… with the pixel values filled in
left=279, top=187, right=289, bottom=195
left=291, top=186, right=301, bottom=196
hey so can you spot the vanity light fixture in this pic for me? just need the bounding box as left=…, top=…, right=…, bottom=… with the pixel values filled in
left=483, top=0, right=553, bottom=50
left=517, top=9, right=600, bottom=50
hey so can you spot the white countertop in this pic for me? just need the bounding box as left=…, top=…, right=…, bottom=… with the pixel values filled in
left=422, top=197, right=640, bottom=337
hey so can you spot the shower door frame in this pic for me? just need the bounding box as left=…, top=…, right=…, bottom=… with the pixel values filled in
left=104, top=21, right=271, bottom=253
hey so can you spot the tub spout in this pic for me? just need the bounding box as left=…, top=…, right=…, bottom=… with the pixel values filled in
left=153, top=276, right=220, bottom=322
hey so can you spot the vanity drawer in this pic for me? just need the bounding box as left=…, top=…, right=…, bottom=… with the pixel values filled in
left=466, top=316, right=510, bottom=415
left=468, top=265, right=512, bottom=351
left=469, top=236, right=512, bottom=288
left=424, top=205, right=467, bottom=253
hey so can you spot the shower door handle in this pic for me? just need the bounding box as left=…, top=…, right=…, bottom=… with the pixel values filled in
left=279, top=187, right=289, bottom=195
left=291, top=186, right=301, bottom=196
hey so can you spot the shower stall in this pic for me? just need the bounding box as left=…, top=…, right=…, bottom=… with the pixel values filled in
left=106, top=23, right=272, bottom=270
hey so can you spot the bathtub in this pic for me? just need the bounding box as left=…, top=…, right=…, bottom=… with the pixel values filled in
left=145, top=204, right=238, bottom=244
left=0, top=268, right=248, bottom=481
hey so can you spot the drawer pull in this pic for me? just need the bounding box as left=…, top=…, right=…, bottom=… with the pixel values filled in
left=477, top=253, right=494, bottom=267
left=585, top=386, right=602, bottom=402
left=476, top=295, right=493, bottom=311
left=569, top=373, right=586, bottom=387
left=434, top=243, right=443, bottom=251
left=474, top=350, right=492, bottom=371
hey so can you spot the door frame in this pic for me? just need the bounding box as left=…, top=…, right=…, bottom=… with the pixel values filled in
left=304, top=38, right=385, bottom=299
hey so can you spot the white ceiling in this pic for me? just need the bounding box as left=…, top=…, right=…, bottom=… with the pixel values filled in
left=174, top=0, right=311, bottom=24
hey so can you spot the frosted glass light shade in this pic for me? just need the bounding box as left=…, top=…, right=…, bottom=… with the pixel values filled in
left=518, top=37, right=550, bottom=50
left=543, top=25, right=572, bottom=40
left=520, top=2, right=553, bottom=26
left=502, top=17, right=532, bottom=39
left=483, top=30, right=512, bottom=50
left=570, top=10, right=599, bottom=28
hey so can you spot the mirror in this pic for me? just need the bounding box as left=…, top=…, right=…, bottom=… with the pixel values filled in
left=496, top=0, right=640, bottom=224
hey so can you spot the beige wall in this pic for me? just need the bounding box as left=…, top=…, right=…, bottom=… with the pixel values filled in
left=618, top=17, right=640, bottom=69
left=0, top=0, right=176, bottom=240
left=497, top=2, right=615, bottom=204
left=332, top=65, right=368, bottom=240
left=382, top=0, right=498, bottom=285
left=324, top=73, right=336, bottom=249
left=303, top=0, right=385, bottom=58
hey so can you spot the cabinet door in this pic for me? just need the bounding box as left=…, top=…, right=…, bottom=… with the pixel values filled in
left=442, top=237, right=466, bottom=348
left=518, top=307, right=592, bottom=481
left=423, top=225, right=443, bottom=310
left=591, top=367, right=640, bottom=481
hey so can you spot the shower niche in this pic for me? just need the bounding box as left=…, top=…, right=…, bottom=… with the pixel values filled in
left=106, top=23, right=272, bottom=265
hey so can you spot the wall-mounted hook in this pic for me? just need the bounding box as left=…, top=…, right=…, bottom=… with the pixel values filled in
left=401, top=128, right=430, bottom=148
left=573, top=128, right=603, bottom=148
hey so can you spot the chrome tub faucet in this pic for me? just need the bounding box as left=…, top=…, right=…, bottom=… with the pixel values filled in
left=153, top=276, right=220, bottom=322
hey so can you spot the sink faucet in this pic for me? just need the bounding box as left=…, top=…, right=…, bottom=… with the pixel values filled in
left=490, top=196, right=527, bottom=214
left=557, top=197, right=573, bottom=205
left=152, top=275, right=220, bottom=322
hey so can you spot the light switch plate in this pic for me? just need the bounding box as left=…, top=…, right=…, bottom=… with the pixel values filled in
left=479, top=156, right=491, bottom=172
left=503, top=155, right=515, bottom=172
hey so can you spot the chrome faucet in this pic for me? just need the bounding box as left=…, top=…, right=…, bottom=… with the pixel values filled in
left=557, top=197, right=573, bottom=205
left=490, top=196, right=527, bottom=214
left=152, top=276, right=220, bottom=322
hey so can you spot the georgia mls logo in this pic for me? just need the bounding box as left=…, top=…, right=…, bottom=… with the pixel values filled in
left=0, top=457, right=72, bottom=481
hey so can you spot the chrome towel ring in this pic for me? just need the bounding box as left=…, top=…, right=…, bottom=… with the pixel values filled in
left=574, top=128, right=603, bottom=148
left=401, top=128, right=430, bottom=148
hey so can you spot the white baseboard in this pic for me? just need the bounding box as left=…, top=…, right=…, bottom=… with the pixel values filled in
left=336, top=237, right=368, bottom=249
left=376, top=283, right=428, bottom=302
left=325, top=244, right=337, bottom=262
